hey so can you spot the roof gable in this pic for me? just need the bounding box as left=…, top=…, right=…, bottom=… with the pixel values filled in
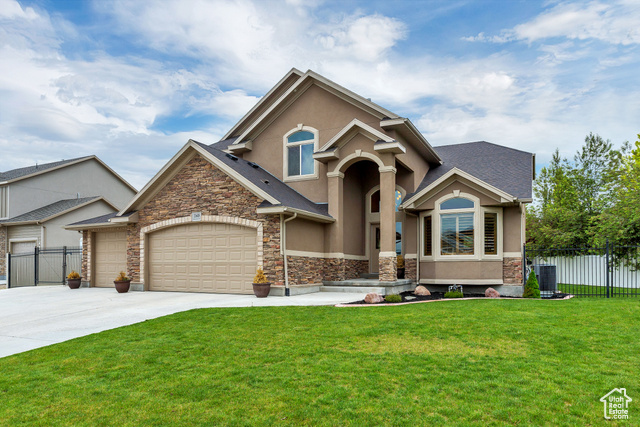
left=406, top=141, right=534, bottom=204
left=229, top=70, right=400, bottom=146
left=0, top=156, right=137, bottom=192
left=0, top=197, right=115, bottom=225
left=119, top=140, right=332, bottom=222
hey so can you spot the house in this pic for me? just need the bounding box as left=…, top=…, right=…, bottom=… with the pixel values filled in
left=0, top=156, right=137, bottom=286
left=67, top=69, right=533, bottom=296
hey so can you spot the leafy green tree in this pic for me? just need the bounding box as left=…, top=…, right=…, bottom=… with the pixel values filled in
left=527, top=133, right=618, bottom=248
left=592, top=135, right=640, bottom=248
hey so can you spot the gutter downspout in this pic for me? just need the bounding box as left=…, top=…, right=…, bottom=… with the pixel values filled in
left=282, top=210, right=297, bottom=297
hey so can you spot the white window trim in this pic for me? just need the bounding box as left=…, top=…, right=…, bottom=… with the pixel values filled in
left=419, top=191, right=503, bottom=261
left=0, top=185, right=8, bottom=220
left=283, top=125, right=319, bottom=182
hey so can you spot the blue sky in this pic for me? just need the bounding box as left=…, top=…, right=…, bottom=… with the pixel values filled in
left=1, top=0, right=639, bottom=189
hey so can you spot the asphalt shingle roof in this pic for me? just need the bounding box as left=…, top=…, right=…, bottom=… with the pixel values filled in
left=67, top=211, right=119, bottom=226
left=196, top=142, right=331, bottom=218
left=0, top=197, right=101, bottom=224
left=407, top=141, right=533, bottom=201
left=0, top=156, right=92, bottom=182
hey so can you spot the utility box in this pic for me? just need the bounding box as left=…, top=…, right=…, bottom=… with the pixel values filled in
left=533, top=264, right=557, bottom=297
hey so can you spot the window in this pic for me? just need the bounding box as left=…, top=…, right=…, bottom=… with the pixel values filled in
left=439, top=197, right=474, bottom=256
left=370, top=189, right=403, bottom=213
left=421, top=193, right=503, bottom=259
left=285, top=130, right=315, bottom=178
left=441, top=212, right=474, bottom=255
left=484, top=212, right=498, bottom=255
left=423, top=216, right=432, bottom=256
left=0, top=186, right=7, bottom=219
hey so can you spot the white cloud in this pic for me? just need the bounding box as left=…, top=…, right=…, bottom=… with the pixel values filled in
left=465, top=1, right=640, bottom=45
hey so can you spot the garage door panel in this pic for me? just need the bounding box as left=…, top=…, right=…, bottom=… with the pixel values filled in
left=149, top=222, right=256, bottom=294
left=94, top=230, right=127, bottom=288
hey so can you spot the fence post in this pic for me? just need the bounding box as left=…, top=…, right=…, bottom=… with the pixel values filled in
left=605, top=239, right=610, bottom=299
left=34, top=246, right=39, bottom=286
left=7, top=253, right=11, bottom=289
left=62, top=246, right=67, bottom=285
left=522, top=243, right=527, bottom=286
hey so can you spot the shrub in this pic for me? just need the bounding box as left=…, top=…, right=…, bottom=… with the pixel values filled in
left=384, top=294, right=402, bottom=303
left=396, top=255, right=405, bottom=269
left=115, top=271, right=130, bottom=282
left=67, top=270, right=81, bottom=280
left=444, top=291, right=464, bottom=298
left=523, top=270, right=541, bottom=298
left=253, top=269, right=268, bottom=284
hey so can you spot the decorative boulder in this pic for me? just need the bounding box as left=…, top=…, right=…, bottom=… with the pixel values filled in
left=414, top=285, right=431, bottom=296
left=485, top=287, right=500, bottom=298
left=364, top=293, right=384, bottom=304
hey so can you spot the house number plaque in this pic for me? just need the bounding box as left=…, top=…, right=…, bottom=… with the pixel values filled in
left=191, top=212, right=202, bottom=221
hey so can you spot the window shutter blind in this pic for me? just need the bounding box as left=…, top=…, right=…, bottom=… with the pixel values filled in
left=484, top=213, right=497, bottom=255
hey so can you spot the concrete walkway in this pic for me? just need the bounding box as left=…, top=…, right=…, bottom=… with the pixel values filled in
left=0, top=286, right=366, bottom=359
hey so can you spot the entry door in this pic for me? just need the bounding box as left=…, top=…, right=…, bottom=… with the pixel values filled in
left=370, top=224, right=380, bottom=273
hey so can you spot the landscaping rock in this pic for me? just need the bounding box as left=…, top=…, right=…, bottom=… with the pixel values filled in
left=364, top=293, right=384, bottom=304
left=414, top=285, right=431, bottom=296
left=485, top=287, right=500, bottom=298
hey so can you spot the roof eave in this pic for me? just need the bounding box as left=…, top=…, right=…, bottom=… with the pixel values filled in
left=256, top=206, right=335, bottom=223
left=401, top=167, right=517, bottom=209
left=380, top=118, right=442, bottom=165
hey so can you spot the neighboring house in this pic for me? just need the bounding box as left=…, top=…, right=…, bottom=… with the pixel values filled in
left=68, top=69, right=533, bottom=296
left=0, top=156, right=137, bottom=285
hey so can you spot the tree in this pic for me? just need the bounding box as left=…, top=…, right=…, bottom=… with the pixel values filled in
left=592, top=135, right=640, bottom=248
left=527, top=133, right=618, bottom=248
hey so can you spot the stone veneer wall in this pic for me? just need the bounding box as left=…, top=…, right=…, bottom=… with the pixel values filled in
left=127, top=155, right=284, bottom=286
left=503, top=257, right=523, bottom=285
left=404, top=257, right=417, bottom=281
left=323, top=258, right=368, bottom=282
left=0, top=226, right=6, bottom=277
left=82, top=230, right=90, bottom=285
left=286, top=256, right=369, bottom=285
left=379, top=255, right=397, bottom=282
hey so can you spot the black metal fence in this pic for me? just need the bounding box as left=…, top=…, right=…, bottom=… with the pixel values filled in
left=523, top=242, right=640, bottom=298
left=8, top=247, right=82, bottom=288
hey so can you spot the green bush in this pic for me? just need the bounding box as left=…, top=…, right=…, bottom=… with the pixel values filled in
left=523, top=270, right=541, bottom=298
left=384, top=294, right=402, bottom=303
left=444, top=291, right=464, bottom=298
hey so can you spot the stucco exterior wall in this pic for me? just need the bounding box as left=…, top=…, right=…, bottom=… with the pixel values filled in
left=126, top=155, right=284, bottom=286
left=415, top=180, right=498, bottom=210
left=503, top=206, right=523, bottom=253
left=44, top=201, right=115, bottom=249
left=285, top=218, right=325, bottom=253
left=7, top=159, right=136, bottom=218
left=420, top=260, right=503, bottom=282
left=243, top=84, right=387, bottom=203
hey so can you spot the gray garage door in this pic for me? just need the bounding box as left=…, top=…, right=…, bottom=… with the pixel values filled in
left=148, top=222, right=257, bottom=294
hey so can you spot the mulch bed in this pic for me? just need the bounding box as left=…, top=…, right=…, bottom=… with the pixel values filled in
left=344, top=290, right=572, bottom=305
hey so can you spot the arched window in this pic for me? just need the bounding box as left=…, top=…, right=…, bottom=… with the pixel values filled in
left=284, top=129, right=316, bottom=179
left=370, top=189, right=403, bottom=213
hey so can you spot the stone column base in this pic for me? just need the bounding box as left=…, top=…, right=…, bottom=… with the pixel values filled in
left=379, top=256, right=397, bottom=282
left=405, top=258, right=417, bottom=281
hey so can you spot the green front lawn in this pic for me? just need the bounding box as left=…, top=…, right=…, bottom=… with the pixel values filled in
left=1, top=299, right=638, bottom=425
left=559, top=283, right=640, bottom=297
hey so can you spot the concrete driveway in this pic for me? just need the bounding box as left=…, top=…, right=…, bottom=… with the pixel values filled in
left=0, top=286, right=364, bottom=359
